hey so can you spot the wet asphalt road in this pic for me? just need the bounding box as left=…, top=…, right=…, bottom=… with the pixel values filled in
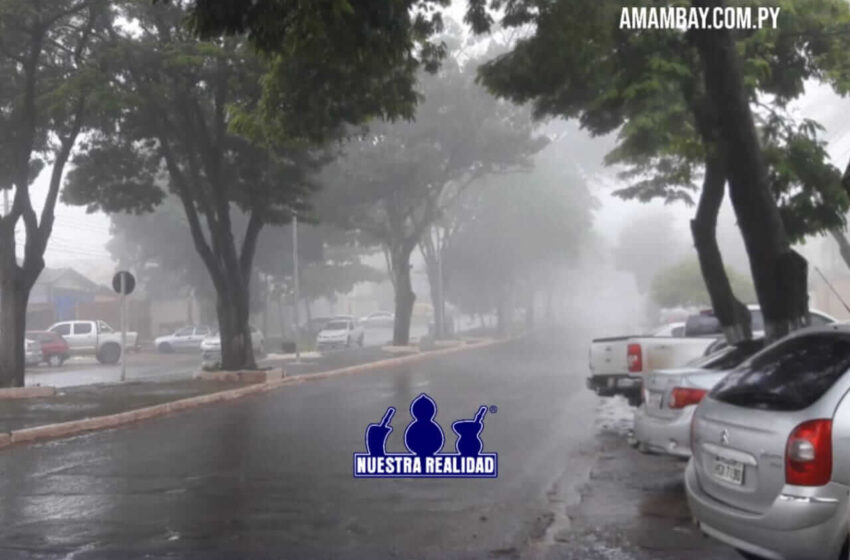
left=0, top=334, right=598, bottom=559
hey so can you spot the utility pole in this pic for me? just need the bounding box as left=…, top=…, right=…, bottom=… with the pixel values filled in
left=435, top=227, right=445, bottom=340
left=292, top=215, right=301, bottom=363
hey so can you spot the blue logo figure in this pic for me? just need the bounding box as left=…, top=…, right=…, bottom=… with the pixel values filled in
left=452, top=406, right=488, bottom=457
left=353, top=393, right=498, bottom=478
left=365, top=407, right=396, bottom=456
left=404, top=393, right=444, bottom=457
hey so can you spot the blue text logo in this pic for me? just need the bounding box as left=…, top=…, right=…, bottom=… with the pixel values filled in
left=353, top=393, right=498, bottom=478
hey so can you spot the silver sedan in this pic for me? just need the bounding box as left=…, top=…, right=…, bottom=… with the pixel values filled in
left=633, top=339, right=764, bottom=457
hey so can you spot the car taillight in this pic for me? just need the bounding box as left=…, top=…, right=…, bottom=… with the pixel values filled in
left=627, top=343, right=642, bottom=373
left=669, top=387, right=707, bottom=409
left=786, top=419, right=832, bottom=486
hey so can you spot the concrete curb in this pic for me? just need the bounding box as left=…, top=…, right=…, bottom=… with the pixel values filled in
left=0, top=386, right=57, bottom=399
left=0, top=337, right=513, bottom=451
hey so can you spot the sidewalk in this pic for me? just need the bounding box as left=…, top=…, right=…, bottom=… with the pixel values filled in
left=0, top=337, right=497, bottom=446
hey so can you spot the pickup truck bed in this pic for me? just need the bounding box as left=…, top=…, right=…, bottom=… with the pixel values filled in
left=587, top=334, right=717, bottom=401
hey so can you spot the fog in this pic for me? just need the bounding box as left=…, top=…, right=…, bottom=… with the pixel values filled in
left=11, top=57, right=850, bottom=339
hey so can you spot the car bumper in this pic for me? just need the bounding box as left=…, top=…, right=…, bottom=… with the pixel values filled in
left=586, top=374, right=641, bottom=397
left=685, top=460, right=848, bottom=560
left=201, top=349, right=221, bottom=367
left=633, top=405, right=694, bottom=458
left=317, top=339, right=347, bottom=350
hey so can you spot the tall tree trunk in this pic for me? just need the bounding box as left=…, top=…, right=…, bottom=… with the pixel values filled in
left=420, top=239, right=444, bottom=339
left=216, top=279, right=256, bottom=370
left=691, top=154, right=752, bottom=343
left=391, top=244, right=415, bottom=346
left=0, top=232, right=38, bottom=389
left=691, top=0, right=807, bottom=341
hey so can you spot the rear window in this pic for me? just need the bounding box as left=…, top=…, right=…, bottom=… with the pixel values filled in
left=711, top=334, right=850, bottom=411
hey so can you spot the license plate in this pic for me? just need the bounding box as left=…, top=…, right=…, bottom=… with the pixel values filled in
left=647, top=392, right=662, bottom=409
left=713, top=456, right=744, bottom=485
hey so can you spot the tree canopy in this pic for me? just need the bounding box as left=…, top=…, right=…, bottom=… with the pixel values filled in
left=318, top=40, right=547, bottom=344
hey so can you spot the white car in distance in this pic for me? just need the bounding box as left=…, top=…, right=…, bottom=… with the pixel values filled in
left=155, top=325, right=213, bottom=353
left=317, top=318, right=365, bottom=351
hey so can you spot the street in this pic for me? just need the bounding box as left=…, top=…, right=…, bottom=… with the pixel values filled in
left=0, top=334, right=741, bottom=559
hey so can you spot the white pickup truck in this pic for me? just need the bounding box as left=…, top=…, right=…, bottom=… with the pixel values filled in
left=48, top=320, right=139, bottom=365
left=586, top=306, right=837, bottom=403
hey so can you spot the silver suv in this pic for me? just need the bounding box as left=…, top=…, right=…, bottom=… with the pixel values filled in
left=686, top=325, right=850, bottom=560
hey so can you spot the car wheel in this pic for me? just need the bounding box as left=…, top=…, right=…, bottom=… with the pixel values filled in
left=158, top=342, right=173, bottom=354
left=47, top=354, right=63, bottom=367
left=97, top=343, right=121, bottom=365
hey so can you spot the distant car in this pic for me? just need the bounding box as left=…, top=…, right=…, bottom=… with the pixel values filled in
left=632, top=338, right=764, bottom=457
left=48, top=320, right=138, bottom=365
left=24, top=338, right=43, bottom=367
left=687, top=325, right=850, bottom=560
left=317, top=318, right=364, bottom=351
left=155, top=325, right=212, bottom=353
left=27, top=330, right=70, bottom=367
left=359, top=311, right=395, bottom=327
left=200, top=326, right=264, bottom=370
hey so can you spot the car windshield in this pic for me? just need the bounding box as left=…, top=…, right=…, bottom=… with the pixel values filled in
left=324, top=321, right=348, bottom=331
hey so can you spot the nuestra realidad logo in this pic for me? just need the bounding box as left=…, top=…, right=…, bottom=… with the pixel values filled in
left=353, top=393, right=498, bottom=478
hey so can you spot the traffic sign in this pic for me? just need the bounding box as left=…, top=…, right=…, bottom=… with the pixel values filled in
left=112, top=271, right=135, bottom=295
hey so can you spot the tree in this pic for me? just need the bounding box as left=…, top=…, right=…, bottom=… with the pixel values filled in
left=64, top=2, right=321, bottom=370
left=0, top=0, right=111, bottom=387
left=444, top=157, right=593, bottom=333
left=319, top=47, right=546, bottom=345
left=650, top=258, right=755, bottom=309
left=465, top=0, right=850, bottom=342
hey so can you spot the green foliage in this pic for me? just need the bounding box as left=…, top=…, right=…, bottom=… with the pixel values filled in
left=650, top=258, right=756, bottom=309
left=62, top=2, right=322, bottom=223
left=318, top=44, right=546, bottom=253
left=467, top=0, right=850, bottom=238
left=168, top=0, right=450, bottom=145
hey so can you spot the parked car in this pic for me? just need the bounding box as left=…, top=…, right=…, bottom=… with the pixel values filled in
left=155, top=325, right=212, bottom=353
left=587, top=306, right=835, bottom=402
left=27, top=330, right=71, bottom=367
left=24, top=338, right=43, bottom=367
left=200, top=326, right=265, bottom=370
left=687, top=325, right=850, bottom=560
left=359, top=311, right=395, bottom=327
left=632, top=338, right=765, bottom=457
left=316, top=318, right=364, bottom=351
left=47, top=320, right=139, bottom=365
